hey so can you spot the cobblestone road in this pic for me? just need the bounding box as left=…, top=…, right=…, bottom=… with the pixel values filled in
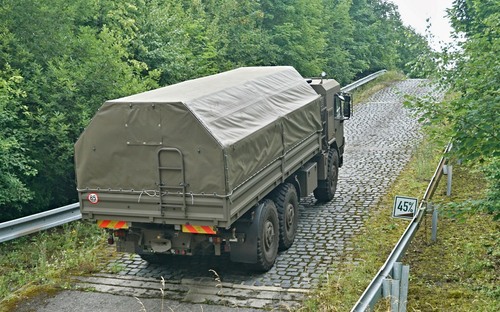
left=75, top=79, right=438, bottom=310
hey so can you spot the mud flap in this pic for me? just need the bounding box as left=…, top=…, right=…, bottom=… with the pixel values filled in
left=229, top=202, right=265, bottom=264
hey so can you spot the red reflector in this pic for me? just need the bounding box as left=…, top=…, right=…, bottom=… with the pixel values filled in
left=114, top=229, right=127, bottom=237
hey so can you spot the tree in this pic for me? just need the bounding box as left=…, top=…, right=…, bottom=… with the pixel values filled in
left=447, top=1, right=499, bottom=219
left=408, top=0, right=499, bottom=218
left=260, top=0, right=326, bottom=76
left=397, top=26, right=437, bottom=78
left=0, top=0, right=158, bottom=219
left=0, top=56, right=36, bottom=220
left=321, top=0, right=356, bottom=84
left=202, top=0, right=270, bottom=70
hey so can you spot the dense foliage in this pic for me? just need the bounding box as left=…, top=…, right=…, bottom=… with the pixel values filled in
left=408, top=0, right=499, bottom=219
left=0, top=0, right=432, bottom=221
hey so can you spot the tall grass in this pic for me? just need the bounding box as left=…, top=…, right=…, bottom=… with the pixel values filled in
left=0, top=221, right=106, bottom=310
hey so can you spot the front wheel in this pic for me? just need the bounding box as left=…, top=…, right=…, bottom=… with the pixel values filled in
left=254, top=199, right=279, bottom=271
left=314, top=149, right=339, bottom=202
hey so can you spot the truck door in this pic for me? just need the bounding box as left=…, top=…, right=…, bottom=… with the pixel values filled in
left=333, top=94, right=345, bottom=148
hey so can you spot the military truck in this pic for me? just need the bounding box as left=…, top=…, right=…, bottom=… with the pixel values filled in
left=75, top=66, right=351, bottom=271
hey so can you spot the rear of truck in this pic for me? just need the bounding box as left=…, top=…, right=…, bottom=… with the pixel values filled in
left=75, top=66, right=326, bottom=269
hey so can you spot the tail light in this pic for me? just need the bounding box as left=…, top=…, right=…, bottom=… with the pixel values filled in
left=114, top=229, right=127, bottom=238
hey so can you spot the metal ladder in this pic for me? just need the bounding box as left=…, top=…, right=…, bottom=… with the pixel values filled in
left=157, top=147, right=187, bottom=216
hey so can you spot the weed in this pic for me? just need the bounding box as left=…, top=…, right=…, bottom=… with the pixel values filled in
left=107, top=262, right=125, bottom=274
left=133, top=276, right=169, bottom=312
left=135, top=296, right=147, bottom=312
left=413, top=139, right=440, bottom=181
left=160, top=276, right=166, bottom=312
left=209, top=269, right=223, bottom=295
left=0, top=221, right=107, bottom=310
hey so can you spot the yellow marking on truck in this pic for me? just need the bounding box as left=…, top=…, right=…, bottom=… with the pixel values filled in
left=182, top=224, right=217, bottom=234
left=97, top=220, right=129, bottom=229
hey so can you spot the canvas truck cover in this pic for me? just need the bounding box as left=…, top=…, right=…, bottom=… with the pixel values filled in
left=75, top=66, right=322, bottom=199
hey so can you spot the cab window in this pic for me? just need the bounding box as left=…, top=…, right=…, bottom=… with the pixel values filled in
left=334, top=94, right=342, bottom=118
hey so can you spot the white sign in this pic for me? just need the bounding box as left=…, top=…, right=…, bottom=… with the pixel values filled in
left=392, top=196, right=418, bottom=220
left=88, top=193, right=99, bottom=204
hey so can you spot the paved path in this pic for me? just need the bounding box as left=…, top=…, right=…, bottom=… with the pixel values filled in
left=13, top=79, right=437, bottom=311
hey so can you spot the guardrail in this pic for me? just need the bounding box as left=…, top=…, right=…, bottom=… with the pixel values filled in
left=351, top=142, right=453, bottom=311
left=341, top=70, right=387, bottom=92
left=0, top=202, right=81, bottom=243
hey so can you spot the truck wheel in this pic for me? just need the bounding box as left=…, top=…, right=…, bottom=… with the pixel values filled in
left=254, top=199, right=279, bottom=271
left=314, top=149, right=339, bottom=202
left=272, top=183, right=299, bottom=250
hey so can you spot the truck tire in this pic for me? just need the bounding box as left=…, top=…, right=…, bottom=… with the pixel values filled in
left=254, top=199, right=279, bottom=271
left=272, top=183, right=299, bottom=251
left=314, top=149, right=339, bottom=202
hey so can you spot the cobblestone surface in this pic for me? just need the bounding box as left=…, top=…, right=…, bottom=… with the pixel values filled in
left=105, top=79, right=437, bottom=290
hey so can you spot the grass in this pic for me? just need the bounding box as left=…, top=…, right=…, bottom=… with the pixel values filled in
left=0, top=221, right=108, bottom=312
left=403, top=165, right=499, bottom=311
left=302, top=129, right=499, bottom=311
left=351, top=70, right=407, bottom=105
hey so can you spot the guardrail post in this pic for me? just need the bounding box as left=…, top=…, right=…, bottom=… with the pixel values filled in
left=383, top=278, right=390, bottom=296
left=399, top=265, right=410, bottom=312
left=390, top=279, right=400, bottom=312
left=393, top=262, right=402, bottom=280
left=431, top=204, right=438, bottom=243
left=383, top=278, right=399, bottom=310
left=382, top=263, right=410, bottom=312
left=443, top=165, right=452, bottom=196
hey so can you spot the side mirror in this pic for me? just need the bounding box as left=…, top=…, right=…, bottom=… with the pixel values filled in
left=343, top=93, right=352, bottom=119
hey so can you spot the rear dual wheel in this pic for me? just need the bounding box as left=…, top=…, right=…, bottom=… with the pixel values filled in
left=255, top=199, right=279, bottom=271
left=272, top=183, right=299, bottom=251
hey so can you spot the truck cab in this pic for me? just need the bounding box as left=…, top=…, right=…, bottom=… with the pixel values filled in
left=309, top=78, right=351, bottom=166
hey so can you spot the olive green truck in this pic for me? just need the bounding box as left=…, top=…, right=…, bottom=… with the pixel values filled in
left=75, top=66, right=351, bottom=271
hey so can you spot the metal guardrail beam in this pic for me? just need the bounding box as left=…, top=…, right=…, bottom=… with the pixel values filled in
left=351, top=142, right=452, bottom=311
left=0, top=202, right=81, bottom=243
left=341, top=70, right=387, bottom=92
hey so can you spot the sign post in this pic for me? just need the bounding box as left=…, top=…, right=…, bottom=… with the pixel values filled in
left=392, top=196, right=418, bottom=220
